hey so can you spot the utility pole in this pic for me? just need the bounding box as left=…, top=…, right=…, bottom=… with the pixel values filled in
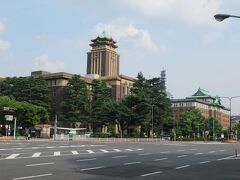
left=53, top=114, right=57, bottom=141
left=13, top=117, right=17, bottom=140
left=151, top=105, right=154, bottom=138
left=213, top=118, right=215, bottom=141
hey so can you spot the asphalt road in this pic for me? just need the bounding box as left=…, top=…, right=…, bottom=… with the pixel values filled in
left=0, top=140, right=239, bottom=180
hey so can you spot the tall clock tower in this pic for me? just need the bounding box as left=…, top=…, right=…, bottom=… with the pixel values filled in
left=87, top=31, right=120, bottom=77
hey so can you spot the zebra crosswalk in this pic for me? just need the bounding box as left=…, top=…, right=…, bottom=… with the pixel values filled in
left=1, top=148, right=143, bottom=160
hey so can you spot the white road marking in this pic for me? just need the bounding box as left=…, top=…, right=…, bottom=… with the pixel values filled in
left=195, top=153, right=203, bottom=155
left=13, top=173, right=52, bottom=180
left=32, top=153, right=41, bottom=157
left=177, top=150, right=185, bottom=152
left=47, top=147, right=54, bottom=149
left=208, top=151, right=215, bottom=154
left=217, top=155, right=235, bottom=161
left=112, top=155, right=128, bottom=159
left=154, top=158, right=168, bottom=161
left=137, top=148, right=143, bottom=151
left=71, top=151, right=79, bottom=155
left=86, top=150, right=95, bottom=154
left=31, top=147, right=40, bottom=149
left=124, top=162, right=141, bottom=165
left=141, top=171, right=162, bottom=177
left=220, top=150, right=225, bottom=152
left=5, top=154, right=19, bottom=159
left=160, top=151, right=170, bottom=154
left=189, top=148, right=197, bottom=151
left=100, top=149, right=109, bottom=153
left=199, top=161, right=210, bottom=164
left=139, top=153, right=153, bottom=156
left=76, top=158, right=97, bottom=162
left=177, top=155, right=188, bottom=158
left=26, top=162, right=55, bottom=167
left=113, top=149, right=121, bottom=152
left=80, top=166, right=105, bottom=171
left=176, top=165, right=190, bottom=169
left=125, top=149, right=133, bottom=151
left=53, top=152, right=60, bottom=156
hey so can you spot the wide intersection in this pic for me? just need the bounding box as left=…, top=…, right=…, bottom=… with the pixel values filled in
left=0, top=140, right=239, bottom=180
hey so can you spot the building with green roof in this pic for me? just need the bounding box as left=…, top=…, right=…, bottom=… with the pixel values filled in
left=172, top=88, right=230, bottom=130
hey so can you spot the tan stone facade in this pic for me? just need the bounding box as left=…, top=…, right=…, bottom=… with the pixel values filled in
left=171, top=89, right=230, bottom=130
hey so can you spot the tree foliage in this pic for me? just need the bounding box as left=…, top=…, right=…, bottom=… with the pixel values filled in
left=0, top=76, right=50, bottom=109
left=0, top=96, right=49, bottom=128
left=60, top=75, right=89, bottom=126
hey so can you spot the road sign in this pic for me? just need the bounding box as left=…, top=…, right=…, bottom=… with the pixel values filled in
left=5, top=115, right=13, bottom=121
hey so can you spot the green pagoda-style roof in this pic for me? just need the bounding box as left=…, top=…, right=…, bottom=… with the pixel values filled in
left=90, top=31, right=118, bottom=48
left=192, top=88, right=215, bottom=97
left=98, top=31, right=110, bottom=39
left=189, top=88, right=221, bottom=105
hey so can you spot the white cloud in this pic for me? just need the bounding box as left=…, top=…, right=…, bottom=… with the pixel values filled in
left=0, top=40, right=10, bottom=52
left=202, top=32, right=222, bottom=44
left=94, top=21, right=166, bottom=53
left=34, top=54, right=65, bottom=72
left=123, top=0, right=221, bottom=25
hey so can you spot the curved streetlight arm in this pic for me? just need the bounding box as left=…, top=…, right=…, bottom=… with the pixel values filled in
left=214, top=14, right=240, bottom=22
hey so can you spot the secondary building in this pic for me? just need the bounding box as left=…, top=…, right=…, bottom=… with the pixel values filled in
left=171, top=88, right=230, bottom=130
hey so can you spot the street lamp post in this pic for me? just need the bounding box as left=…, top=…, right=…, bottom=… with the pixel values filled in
left=220, top=96, right=240, bottom=139
left=214, top=14, right=240, bottom=22
left=151, top=105, right=154, bottom=138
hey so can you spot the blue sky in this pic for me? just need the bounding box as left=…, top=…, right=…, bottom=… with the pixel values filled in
left=0, top=0, right=240, bottom=114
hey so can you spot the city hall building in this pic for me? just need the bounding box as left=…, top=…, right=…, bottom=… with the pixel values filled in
left=31, top=32, right=135, bottom=114
left=171, top=88, right=230, bottom=130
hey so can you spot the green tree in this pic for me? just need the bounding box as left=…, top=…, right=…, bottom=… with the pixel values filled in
left=179, top=109, right=205, bottom=137
left=205, top=117, right=223, bottom=138
left=0, top=96, right=49, bottom=129
left=0, top=77, right=50, bottom=109
left=61, top=75, right=89, bottom=127
left=91, top=79, right=115, bottom=132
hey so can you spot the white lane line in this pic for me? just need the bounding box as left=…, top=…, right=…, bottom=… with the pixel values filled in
left=32, top=153, right=41, bottom=157
left=139, top=153, right=153, bottom=156
left=190, top=149, right=197, bottom=151
left=195, top=153, right=203, bottom=155
left=13, top=173, right=52, bottom=180
left=137, top=148, right=143, bottom=151
left=199, top=161, right=210, bottom=164
left=47, top=147, right=54, bottom=149
left=5, top=154, right=19, bottom=159
left=208, top=151, right=215, bottom=154
left=220, top=150, right=225, bottom=152
left=31, top=147, right=40, bottom=149
left=26, top=162, right=55, bottom=167
left=176, top=165, right=190, bottom=169
left=177, top=150, right=185, bottom=152
left=113, top=149, right=121, bottom=152
left=112, top=155, right=128, bottom=159
left=217, top=155, right=235, bottom=161
left=124, top=162, right=141, bottom=165
left=160, top=151, right=170, bottom=154
left=100, top=149, right=109, bottom=153
left=76, top=158, right=97, bottom=162
left=80, top=166, right=105, bottom=171
left=141, top=171, right=162, bottom=177
left=177, top=155, right=188, bottom=158
left=71, top=151, right=79, bottom=155
left=125, top=149, right=133, bottom=151
left=86, top=150, right=95, bottom=154
left=53, top=152, right=60, bottom=156
left=154, top=158, right=168, bottom=161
